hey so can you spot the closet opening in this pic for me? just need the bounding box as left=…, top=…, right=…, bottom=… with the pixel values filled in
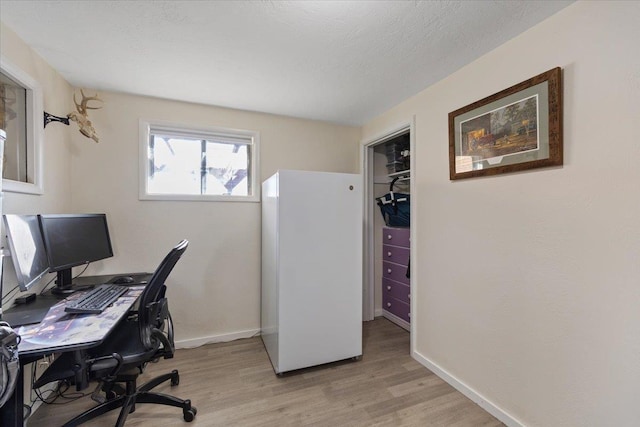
left=361, top=119, right=414, bottom=352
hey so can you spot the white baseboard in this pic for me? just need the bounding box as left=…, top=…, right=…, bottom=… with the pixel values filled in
left=175, top=328, right=260, bottom=349
left=381, top=309, right=410, bottom=331
left=412, top=350, right=524, bottom=427
left=374, top=308, right=384, bottom=317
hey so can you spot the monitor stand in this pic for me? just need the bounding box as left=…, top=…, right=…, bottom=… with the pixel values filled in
left=50, top=270, right=94, bottom=296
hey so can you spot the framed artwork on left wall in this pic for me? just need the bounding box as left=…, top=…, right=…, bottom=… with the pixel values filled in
left=448, top=67, right=563, bottom=180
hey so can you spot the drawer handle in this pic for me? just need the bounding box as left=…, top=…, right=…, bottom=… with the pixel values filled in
left=387, top=251, right=392, bottom=257
left=408, top=312, right=411, bottom=318
left=408, top=294, right=411, bottom=299
left=387, top=302, right=391, bottom=308
left=386, top=286, right=391, bottom=291
left=387, top=268, right=392, bottom=274
left=387, top=234, right=392, bottom=240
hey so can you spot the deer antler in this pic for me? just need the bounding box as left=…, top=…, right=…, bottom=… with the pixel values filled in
left=73, top=89, right=103, bottom=115
left=68, top=89, right=103, bottom=143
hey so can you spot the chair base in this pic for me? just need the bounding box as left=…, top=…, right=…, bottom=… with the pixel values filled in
left=62, top=370, right=197, bottom=427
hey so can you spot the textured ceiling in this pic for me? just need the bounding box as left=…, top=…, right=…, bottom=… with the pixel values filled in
left=0, top=1, right=573, bottom=126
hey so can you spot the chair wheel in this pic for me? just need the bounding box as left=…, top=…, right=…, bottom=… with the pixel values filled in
left=171, top=371, right=180, bottom=386
left=183, top=407, right=197, bottom=422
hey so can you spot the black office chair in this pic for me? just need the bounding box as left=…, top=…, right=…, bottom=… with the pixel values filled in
left=34, top=240, right=196, bottom=426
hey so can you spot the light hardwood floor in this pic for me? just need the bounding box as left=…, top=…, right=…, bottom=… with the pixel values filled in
left=28, top=318, right=503, bottom=426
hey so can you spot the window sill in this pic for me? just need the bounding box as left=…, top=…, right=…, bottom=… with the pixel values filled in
left=139, top=193, right=260, bottom=202
left=3, top=179, right=44, bottom=195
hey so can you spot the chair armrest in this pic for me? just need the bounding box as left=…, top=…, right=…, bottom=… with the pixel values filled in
left=151, top=328, right=174, bottom=358
left=87, top=352, right=124, bottom=381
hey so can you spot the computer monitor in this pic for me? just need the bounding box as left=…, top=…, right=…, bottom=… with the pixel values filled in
left=3, top=214, right=50, bottom=292
left=38, top=214, right=114, bottom=295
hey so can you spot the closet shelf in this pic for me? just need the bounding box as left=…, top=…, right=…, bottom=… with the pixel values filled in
left=388, top=169, right=410, bottom=178
left=374, top=171, right=410, bottom=185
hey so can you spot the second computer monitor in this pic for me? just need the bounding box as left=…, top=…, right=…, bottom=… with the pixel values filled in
left=3, top=214, right=50, bottom=292
left=39, top=214, right=114, bottom=293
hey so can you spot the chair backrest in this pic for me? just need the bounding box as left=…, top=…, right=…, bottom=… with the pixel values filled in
left=138, top=240, right=188, bottom=352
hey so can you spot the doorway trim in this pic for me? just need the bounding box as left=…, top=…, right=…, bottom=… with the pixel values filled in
left=360, top=117, right=416, bottom=351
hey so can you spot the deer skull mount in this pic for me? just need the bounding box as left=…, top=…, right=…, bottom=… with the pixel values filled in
left=68, top=89, right=103, bottom=143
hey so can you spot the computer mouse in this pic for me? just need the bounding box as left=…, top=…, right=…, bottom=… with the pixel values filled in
left=113, top=276, right=135, bottom=284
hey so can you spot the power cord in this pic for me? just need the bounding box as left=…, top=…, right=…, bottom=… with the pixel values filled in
left=38, top=275, right=58, bottom=295
left=1, top=284, right=20, bottom=304
left=73, top=263, right=91, bottom=280
left=29, top=360, right=91, bottom=412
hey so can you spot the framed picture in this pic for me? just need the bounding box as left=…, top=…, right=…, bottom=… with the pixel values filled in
left=448, top=67, right=562, bottom=180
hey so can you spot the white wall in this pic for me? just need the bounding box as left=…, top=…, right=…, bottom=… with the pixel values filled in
left=0, top=23, right=73, bottom=216
left=0, top=22, right=73, bottom=295
left=68, top=91, right=361, bottom=344
left=362, top=2, right=640, bottom=426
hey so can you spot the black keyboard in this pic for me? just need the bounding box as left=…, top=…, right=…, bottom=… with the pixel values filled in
left=64, top=284, right=129, bottom=314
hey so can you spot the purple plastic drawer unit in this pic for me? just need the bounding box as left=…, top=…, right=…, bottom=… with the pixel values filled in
left=383, top=227, right=410, bottom=248
left=383, top=261, right=410, bottom=285
left=383, top=278, right=410, bottom=304
left=382, top=292, right=410, bottom=323
left=382, top=244, right=410, bottom=266
left=381, top=226, right=410, bottom=329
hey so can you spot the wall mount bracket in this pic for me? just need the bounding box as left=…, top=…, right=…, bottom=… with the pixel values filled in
left=44, top=112, right=70, bottom=127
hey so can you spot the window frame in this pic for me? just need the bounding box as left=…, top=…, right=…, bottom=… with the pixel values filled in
left=139, top=119, right=260, bottom=202
left=0, top=55, right=44, bottom=195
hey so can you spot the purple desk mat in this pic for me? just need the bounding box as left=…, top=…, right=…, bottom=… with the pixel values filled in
left=16, top=286, right=144, bottom=355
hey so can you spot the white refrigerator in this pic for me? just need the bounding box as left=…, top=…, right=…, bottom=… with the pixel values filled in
left=261, top=170, right=362, bottom=374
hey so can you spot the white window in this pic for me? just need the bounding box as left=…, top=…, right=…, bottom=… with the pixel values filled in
left=139, top=121, right=259, bottom=202
left=1, top=55, right=44, bottom=195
